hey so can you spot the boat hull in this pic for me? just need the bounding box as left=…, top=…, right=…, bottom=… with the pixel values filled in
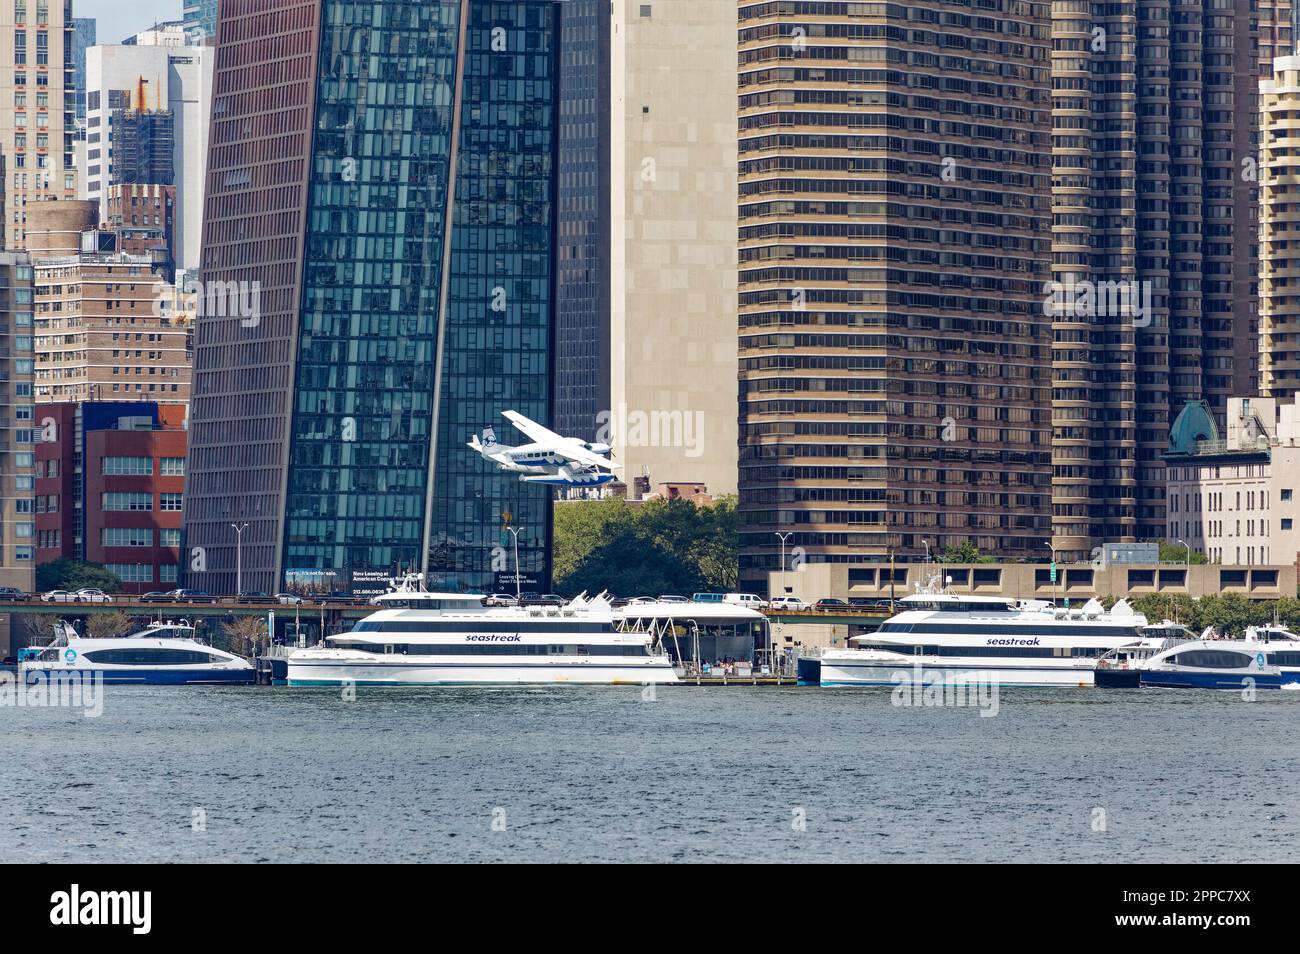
left=286, top=657, right=679, bottom=686
left=819, top=656, right=1095, bottom=688
left=1140, top=669, right=1285, bottom=690
left=21, top=665, right=254, bottom=685
left=1094, top=668, right=1142, bottom=689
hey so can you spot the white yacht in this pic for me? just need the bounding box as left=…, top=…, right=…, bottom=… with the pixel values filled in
left=819, top=581, right=1151, bottom=688
left=19, top=620, right=254, bottom=685
left=286, top=575, right=677, bottom=686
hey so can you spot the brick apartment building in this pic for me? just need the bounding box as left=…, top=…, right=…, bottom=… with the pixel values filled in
left=35, top=401, right=186, bottom=593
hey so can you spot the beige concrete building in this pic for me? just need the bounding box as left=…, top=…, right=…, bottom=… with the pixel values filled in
left=0, top=251, right=36, bottom=593
left=556, top=1, right=738, bottom=498
left=0, top=0, right=78, bottom=248
left=769, top=560, right=1297, bottom=610
left=1261, top=55, right=1300, bottom=403
left=606, top=1, right=737, bottom=496
left=1165, top=396, right=1300, bottom=568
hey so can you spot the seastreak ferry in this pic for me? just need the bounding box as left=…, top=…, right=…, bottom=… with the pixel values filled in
left=19, top=620, right=254, bottom=685
left=819, top=578, right=1151, bottom=688
left=1138, top=625, right=1300, bottom=690
left=286, top=575, right=677, bottom=686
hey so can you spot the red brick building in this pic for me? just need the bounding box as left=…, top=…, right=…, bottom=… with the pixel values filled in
left=36, top=401, right=187, bottom=593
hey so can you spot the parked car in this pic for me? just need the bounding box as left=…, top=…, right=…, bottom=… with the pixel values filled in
left=139, top=591, right=174, bottom=603
left=236, top=591, right=276, bottom=604
left=535, top=594, right=566, bottom=607
left=628, top=596, right=658, bottom=605
left=484, top=593, right=518, bottom=606
left=814, top=598, right=849, bottom=612
left=276, top=593, right=305, bottom=605
left=657, top=595, right=690, bottom=603
left=723, top=593, right=769, bottom=610
left=518, top=591, right=542, bottom=605
left=0, top=586, right=31, bottom=602
left=75, top=589, right=114, bottom=604
left=769, top=596, right=808, bottom=611
left=168, top=589, right=217, bottom=604
left=41, top=590, right=77, bottom=603
left=848, top=597, right=889, bottom=610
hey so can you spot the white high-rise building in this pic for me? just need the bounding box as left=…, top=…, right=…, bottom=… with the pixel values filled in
left=81, top=37, right=212, bottom=271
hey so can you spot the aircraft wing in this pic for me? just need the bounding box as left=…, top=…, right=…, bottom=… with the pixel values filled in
left=554, top=445, right=620, bottom=471
left=502, top=410, right=564, bottom=446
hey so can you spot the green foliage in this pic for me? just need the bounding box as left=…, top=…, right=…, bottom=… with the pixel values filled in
left=1128, top=592, right=1298, bottom=636
left=553, top=495, right=738, bottom=597
left=939, top=540, right=996, bottom=564
left=35, top=558, right=122, bottom=594
left=1156, top=540, right=1207, bottom=564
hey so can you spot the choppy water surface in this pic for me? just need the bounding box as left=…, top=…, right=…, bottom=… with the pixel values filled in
left=1, top=684, right=1295, bottom=862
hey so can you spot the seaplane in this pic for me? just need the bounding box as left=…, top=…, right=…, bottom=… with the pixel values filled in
left=469, top=410, right=619, bottom=487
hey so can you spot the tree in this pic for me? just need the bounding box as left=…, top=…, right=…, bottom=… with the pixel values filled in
left=940, top=540, right=995, bottom=564
left=220, top=615, right=265, bottom=657
left=1157, top=540, right=1207, bottom=565
left=552, top=494, right=739, bottom=596
left=35, top=558, right=123, bottom=594
left=85, top=611, right=136, bottom=639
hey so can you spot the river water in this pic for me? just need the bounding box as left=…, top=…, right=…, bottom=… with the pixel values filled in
left=1, top=683, right=1294, bottom=862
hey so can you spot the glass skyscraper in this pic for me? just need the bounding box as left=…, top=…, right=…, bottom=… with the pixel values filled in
left=185, top=0, right=558, bottom=595
left=182, top=0, right=219, bottom=42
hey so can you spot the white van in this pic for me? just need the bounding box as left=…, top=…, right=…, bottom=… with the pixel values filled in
left=723, top=593, right=768, bottom=610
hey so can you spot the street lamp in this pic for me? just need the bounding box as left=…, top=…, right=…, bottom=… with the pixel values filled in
left=774, top=532, right=792, bottom=573
left=887, top=544, right=896, bottom=613
left=505, top=526, right=523, bottom=601
left=231, top=523, right=248, bottom=597
left=922, top=539, right=930, bottom=563
left=1044, top=539, right=1058, bottom=608
left=1178, top=538, right=1191, bottom=608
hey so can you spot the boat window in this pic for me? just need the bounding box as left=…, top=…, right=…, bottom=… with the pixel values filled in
left=331, top=642, right=650, bottom=657
left=880, top=622, right=1142, bottom=638
left=1169, top=650, right=1253, bottom=669
left=1268, top=652, right=1300, bottom=666
left=903, top=600, right=1013, bottom=613
left=81, top=648, right=225, bottom=666
left=350, top=620, right=614, bottom=634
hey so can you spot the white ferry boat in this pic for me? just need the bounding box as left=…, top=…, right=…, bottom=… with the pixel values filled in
left=286, top=576, right=677, bottom=686
left=19, top=620, right=254, bottom=685
left=818, top=581, right=1151, bottom=688
left=1138, top=625, right=1300, bottom=690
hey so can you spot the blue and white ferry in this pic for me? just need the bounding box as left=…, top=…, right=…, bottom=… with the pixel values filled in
left=1139, top=625, right=1300, bottom=690
left=18, top=620, right=255, bottom=685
